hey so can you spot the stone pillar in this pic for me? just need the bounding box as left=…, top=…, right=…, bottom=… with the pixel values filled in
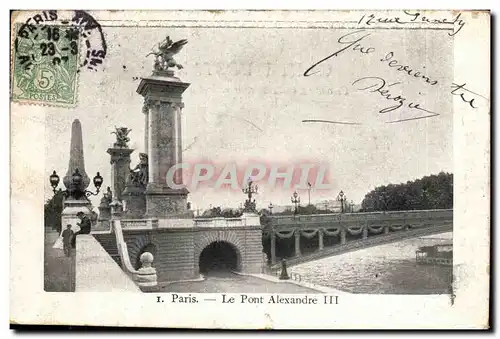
left=174, top=104, right=184, bottom=183
left=143, top=105, right=149, bottom=155
left=318, top=229, right=324, bottom=250
left=362, top=226, right=368, bottom=239
left=107, top=147, right=134, bottom=202
left=270, top=231, right=276, bottom=265
left=294, top=230, right=301, bottom=257
left=137, top=72, right=190, bottom=218
left=384, top=226, right=390, bottom=234
left=340, top=228, right=347, bottom=245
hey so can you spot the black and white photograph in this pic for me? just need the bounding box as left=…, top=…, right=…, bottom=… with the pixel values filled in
left=10, top=9, right=490, bottom=329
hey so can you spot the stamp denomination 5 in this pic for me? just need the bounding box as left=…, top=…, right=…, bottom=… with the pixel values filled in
left=13, top=23, right=80, bottom=106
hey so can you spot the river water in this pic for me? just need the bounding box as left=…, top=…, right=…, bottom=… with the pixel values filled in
left=290, top=232, right=453, bottom=294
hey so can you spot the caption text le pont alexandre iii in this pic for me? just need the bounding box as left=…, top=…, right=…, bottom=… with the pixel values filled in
left=156, top=294, right=339, bottom=305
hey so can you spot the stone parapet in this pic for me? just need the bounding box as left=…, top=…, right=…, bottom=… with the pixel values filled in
left=75, top=234, right=140, bottom=292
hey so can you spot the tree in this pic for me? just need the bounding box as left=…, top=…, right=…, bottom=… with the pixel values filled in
left=361, top=172, right=453, bottom=212
left=44, top=189, right=65, bottom=232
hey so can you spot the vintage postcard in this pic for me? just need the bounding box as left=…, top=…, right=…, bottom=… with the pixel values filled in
left=10, top=10, right=490, bottom=329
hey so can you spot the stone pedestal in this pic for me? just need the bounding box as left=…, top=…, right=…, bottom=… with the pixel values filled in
left=122, top=185, right=147, bottom=218
left=110, top=200, right=123, bottom=218
left=145, top=184, right=190, bottom=218
left=137, top=72, right=190, bottom=218
left=98, top=201, right=111, bottom=221
left=107, top=147, right=134, bottom=203
left=61, top=198, right=93, bottom=232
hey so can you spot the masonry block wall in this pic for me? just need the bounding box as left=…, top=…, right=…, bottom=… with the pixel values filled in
left=119, top=226, right=264, bottom=283
left=239, top=228, right=265, bottom=273
left=151, top=230, right=197, bottom=282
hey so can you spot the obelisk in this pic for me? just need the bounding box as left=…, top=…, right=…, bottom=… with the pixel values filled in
left=60, top=119, right=92, bottom=234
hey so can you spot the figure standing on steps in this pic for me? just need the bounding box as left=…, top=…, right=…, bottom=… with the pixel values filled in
left=62, top=224, right=74, bottom=257
left=128, top=153, right=149, bottom=186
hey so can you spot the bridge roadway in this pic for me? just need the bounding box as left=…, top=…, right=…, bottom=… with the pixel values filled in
left=264, top=209, right=453, bottom=269
left=160, top=271, right=318, bottom=293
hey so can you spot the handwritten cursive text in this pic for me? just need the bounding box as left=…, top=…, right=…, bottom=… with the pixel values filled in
left=303, top=30, right=374, bottom=77
left=352, top=76, right=440, bottom=122
left=358, top=11, right=466, bottom=36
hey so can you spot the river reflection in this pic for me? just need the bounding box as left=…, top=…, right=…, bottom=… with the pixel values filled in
left=291, top=232, right=453, bottom=294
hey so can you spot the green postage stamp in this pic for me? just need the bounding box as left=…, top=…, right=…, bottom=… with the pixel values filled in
left=12, top=23, right=80, bottom=106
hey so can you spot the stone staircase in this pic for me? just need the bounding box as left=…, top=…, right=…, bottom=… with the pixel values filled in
left=93, top=233, right=122, bottom=267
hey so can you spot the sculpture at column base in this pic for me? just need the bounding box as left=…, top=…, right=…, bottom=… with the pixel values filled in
left=145, top=184, right=191, bottom=218
left=122, top=184, right=147, bottom=218
left=98, top=187, right=112, bottom=221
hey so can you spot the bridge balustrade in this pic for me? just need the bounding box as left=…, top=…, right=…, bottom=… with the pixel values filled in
left=265, top=209, right=453, bottom=266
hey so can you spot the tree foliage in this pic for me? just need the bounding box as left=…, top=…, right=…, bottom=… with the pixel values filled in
left=360, top=172, right=453, bottom=212
left=44, top=189, right=65, bottom=232
left=200, top=206, right=243, bottom=218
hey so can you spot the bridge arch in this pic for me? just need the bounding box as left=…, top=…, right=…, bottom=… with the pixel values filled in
left=195, top=231, right=244, bottom=274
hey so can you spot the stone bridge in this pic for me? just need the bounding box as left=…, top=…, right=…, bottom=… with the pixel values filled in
left=92, top=209, right=452, bottom=284
left=93, top=213, right=263, bottom=283
left=263, top=209, right=453, bottom=269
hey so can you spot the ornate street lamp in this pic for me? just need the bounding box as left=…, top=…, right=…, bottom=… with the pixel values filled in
left=268, top=202, right=274, bottom=215
left=337, top=190, right=346, bottom=213
left=49, top=168, right=103, bottom=199
left=242, top=178, right=258, bottom=212
left=291, top=191, right=300, bottom=215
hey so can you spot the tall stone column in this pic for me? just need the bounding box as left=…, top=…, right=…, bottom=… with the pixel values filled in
left=107, top=147, right=134, bottom=202
left=174, top=103, right=184, bottom=184
left=318, top=229, right=324, bottom=250
left=294, top=230, right=301, bottom=257
left=142, top=102, right=149, bottom=155
left=137, top=70, right=190, bottom=218
left=270, top=231, right=276, bottom=265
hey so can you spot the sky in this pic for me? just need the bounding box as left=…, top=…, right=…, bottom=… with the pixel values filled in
left=44, top=23, right=453, bottom=211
